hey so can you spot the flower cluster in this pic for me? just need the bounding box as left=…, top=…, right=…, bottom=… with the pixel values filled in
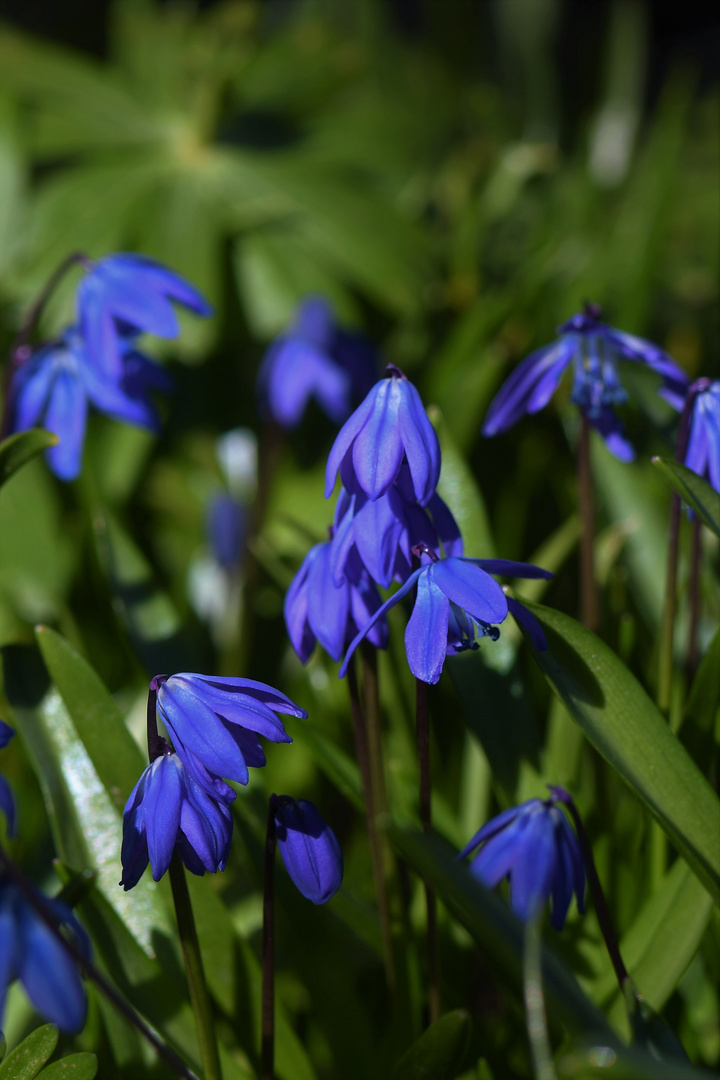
left=7, top=253, right=210, bottom=480
left=482, top=303, right=689, bottom=461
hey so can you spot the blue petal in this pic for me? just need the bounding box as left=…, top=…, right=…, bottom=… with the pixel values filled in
left=509, top=809, right=557, bottom=922
left=351, top=379, right=405, bottom=500
left=549, top=810, right=575, bottom=930
left=143, top=756, right=183, bottom=880
left=483, top=339, right=574, bottom=436
left=470, top=817, right=528, bottom=888
left=468, top=559, right=552, bottom=580
left=429, top=558, right=508, bottom=625
left=0, top=894, right=19, bottom=1023
left=0, top=775, right=16, bottom=837
left=44, top=368, right=88, bottom=481
left=589, top=407, right=635, bottom=462
left=176, top=673, right=306, bottom=717
left=352, top=489, right=406, bottom=589
left=158, top=686, right=252, bottom=785
left=325, top=386, right=379, bottom=497
left=396, top=378, right=441, bottom=506
left=11, top=349, right=57, bottom=431
left=506, top=597, right=547, bottom=651
left=169, top=678, right=293, bottom=744
left=0, top=719, right=14, bottom=748
left=18, top=903, right=87, bottom=1032
left=338, top=568, right=423, bottom=678
left=275, top=798, right=343, bottom=904
left=458, top=801, right=536, bottom=860
left=306, top=542, right=350, bottom=661
left=428, top=493, right=464, bottom=558
left=284, top=554, right=317, bottom=663
left=405, top=573, right=449, bottom=684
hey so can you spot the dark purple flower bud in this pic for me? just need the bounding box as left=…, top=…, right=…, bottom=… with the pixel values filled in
left=154, top=673, right=305, bottom=791
left=325, top=366, right=441, bottom=506
left=77, top=252, right=211, bottom=379
left=206, top=492, right=247, bottom=569
left=0, top=875, right=90, bottom=1032
left=120, top=751, right=233, bottom=890
left=459, top=789, right=585, bottom=929
left=273, top=796, right=343, bottom=904
left=482, top=305, right=689, bottom=460
left=683, top=379, right=719, bottom=494
left=284, top=537, right=388, bottom=663
left=257, top=297, right=378, bottom=429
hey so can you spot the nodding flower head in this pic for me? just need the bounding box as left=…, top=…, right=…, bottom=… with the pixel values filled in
left=683, top=378, right=719, bottom=495
left=325, top=366, right=441, bottom=506
left=272, top=796, right=343, bottom=905
left=483, top=303, right=689, bottom=461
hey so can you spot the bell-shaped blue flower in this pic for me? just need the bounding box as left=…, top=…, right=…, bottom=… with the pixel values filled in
left=325, top=366, right=441, bottom=506
left=331, top=463, right=463, bottom=590
left=120, top=750, right=234, bottom=890
left=273, top=796, right=343, bottom=904
left=257, top=297, right=377, bottom=429
left=683, top=379, right=719, bottom=493
left=285, top=537, right=388, bottom=663
left=153, top=673, right=306, bottom=792
left=459, top=790, right=585, bottom=929
left=0, top=875, right=90, bottom=1032
left=77, top=252, right=212, bottom=378
left=483, top=304, right=689, bottom=461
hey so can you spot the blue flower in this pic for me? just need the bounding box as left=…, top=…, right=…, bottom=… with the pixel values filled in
left=8, top=327, right=172, bottom=481
left=459, top=791, right=585, bottom=929
left=330, top=463, right=463, bottom=590
left=120, top=751, right=233, bottom=890
left=0, top=876, right=90, bottom=1032
left=154, top=673, right=306, bottom=792
left=325, top=366, right=441, bottom=506
left=206, top=492, right=247, bottom=570
left=273, top=796, right=343, bottom=904
left=483, top=304, right=689, bottom=461
left=0, top=721, right=13, bottom=749
left=77, top=252, right=211, bottom=378
left=257, top=297, right=378, bottom=428
left=285, top=538, right=388, bottom=663
left=683, top=379, right=719, bottom=494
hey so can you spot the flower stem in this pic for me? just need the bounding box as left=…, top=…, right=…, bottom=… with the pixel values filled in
left=261, top=799, right=277, bottom=1080
left=416, top=677, right=441, bottom=1025
left=687, top=516, right=702, bottom=683
left=578, top=412, right=598, bottom=632
left=0, top=841, right=201, bottom=1080
left=523, top=917, right=556, bottom=1080
left=347, top=658, right=395, bottom=988
left=360, top=643, right=388, bottom=821
left=561, top=796, right=628, bottom=991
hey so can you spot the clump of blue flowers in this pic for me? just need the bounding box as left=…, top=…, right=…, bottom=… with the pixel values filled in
left=482, top=303, right=689, bottom=460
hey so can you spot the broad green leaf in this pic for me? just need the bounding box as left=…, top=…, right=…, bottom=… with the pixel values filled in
left=652, top=457, right=720, bottom=539
left=681, top=626, right=720, bottom=770
left=390, top=1009, right=471, bottom=1080
left=37, top=1055, right=97, bottom=1080
left=0, top=1025, right=57, bottom=1080
left=35, top=625, right=146, bottom=813
left=390, top=826, right=615, bottom=1040
left=0, top=431, right=58, bottom=488
left=525, top=602, right=720, bottom=904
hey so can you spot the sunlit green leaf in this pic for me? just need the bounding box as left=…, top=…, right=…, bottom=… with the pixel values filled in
left=652, top=458, right=720, bottom=539
left=0, top=1024, right=57, bottom=1080
left=37, top=1054, right=97, bottom=1080
left=390, top=1009, right=471, bottom=1080
left=0, top=431, right=58, bottom=488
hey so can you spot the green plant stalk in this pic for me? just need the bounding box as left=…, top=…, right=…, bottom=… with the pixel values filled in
left=687, top=515, right=702, bottom=682
left=416, top=676, right=441, bottom=1025
left=523, top=918, right=556, bottom=1080
left=261, top=798, right=277, bottom=1080
left=578, top=412, right=599, bottom=633
left=0, top=840, right=201, bottom=1080
left=347, top=657, right=395, bottom=989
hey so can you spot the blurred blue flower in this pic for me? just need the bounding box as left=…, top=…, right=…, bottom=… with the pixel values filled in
left=120, top=751, right=233, bottom=891
left=683, top=379, right=719, bottom=493
left=206, top=492, right=247, bottom=570
left=0, top=876, right=89, bottom=1032
left=258, top=297, right=378, bottom=428
left=285, top=537, right=388, bottom=664
left=8, top=327, right=172, bottom=481
left=0, top=721, right=14, bottom=836
left=331, top=463, right=463, bottom=590
left=77, top=252, right=211, bottom=378
left=273, top=796, right=343, bottom=904
left=483, top=304, right=689, bottom=461
left=459, top=791, right=585, bottom=929
left=0, top=721, right=13, bottom=749
left=325, top=366, right=441, bottom=506
left=154, top=673, right=305, bottom=792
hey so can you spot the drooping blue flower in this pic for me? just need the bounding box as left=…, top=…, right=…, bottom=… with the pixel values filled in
left=257, top=297, right=378, bottom=429
left=330, top=463, right=463, bottom=590
left=458, top=790, right=585, bottom=929
left=683, top=379, right=719, bottom=494
left=153, top=673, right=305, bottom=792
left=8, top=327, right=172, bottom=481
left=77, top=252, right=211, bottom=378
left=482, top=304, right=690, bottom=461
left=120, top=750, right=234, bottom=891
left=0, top=875, right=90, bottom=1032
left=206, top=492, right=247, bottom=570
left=285, top=537, right=388, bottom=664
left=273, top=796, right=343, bottom=904
left=325, top=366, right=441, bottom=506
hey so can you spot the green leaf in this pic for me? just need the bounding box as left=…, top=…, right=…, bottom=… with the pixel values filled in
left=390, top=1009, right=471, bottom=1080
left=623, top=981, right=690, bottom=1064
left=390, top=826, right=615, bottom=1040
left=0, top=1025, right=58, bottom=1080
left=557, top=1041, right=712, bottom=1080
left=652, top=457, right=720, bottom=538
left=525, top=602, right=720, bottom=904
left=37, top=1054, right=97, bottom=1080
left=681, top=626, right=720, bottom=770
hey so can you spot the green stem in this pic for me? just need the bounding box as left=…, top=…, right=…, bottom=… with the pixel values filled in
left=578, top=412, right=598, bottom=632
left=261, top=800, right=277, bottom=1080
left=169, top=857, right=223, bottom=1080
left=523, top=918, right=556, bottom=1080
left=416, top=677, right=441, bottom=1025
left=687, top=515, right=702, bottom=683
